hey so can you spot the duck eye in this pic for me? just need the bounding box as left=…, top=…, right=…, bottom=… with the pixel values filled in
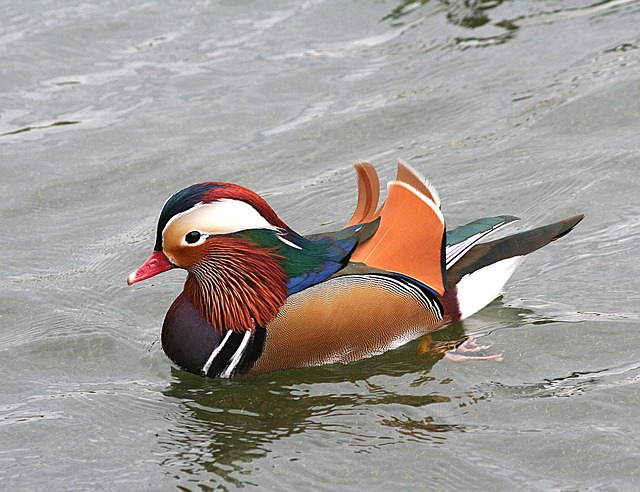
left=185, top=231, right=202, bottom=244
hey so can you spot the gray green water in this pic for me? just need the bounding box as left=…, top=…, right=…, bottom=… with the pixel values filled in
left=2, top=0, right=640, bottom=490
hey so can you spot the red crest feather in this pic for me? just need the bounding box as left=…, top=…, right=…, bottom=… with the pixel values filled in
left=201, top=182, right=288, bottom=230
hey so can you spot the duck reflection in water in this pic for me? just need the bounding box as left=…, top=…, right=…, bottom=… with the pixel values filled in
left=157, top=318, right=505, bottom=483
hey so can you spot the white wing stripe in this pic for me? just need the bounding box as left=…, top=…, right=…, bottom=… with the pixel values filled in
left=445, top=220, right=518, bottom=269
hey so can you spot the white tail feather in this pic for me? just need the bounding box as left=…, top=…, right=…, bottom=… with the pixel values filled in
left=455, top=256, right=525, bottom=320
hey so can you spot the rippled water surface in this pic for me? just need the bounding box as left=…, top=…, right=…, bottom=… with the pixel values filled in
left=2, top=0, right=640, bottom=490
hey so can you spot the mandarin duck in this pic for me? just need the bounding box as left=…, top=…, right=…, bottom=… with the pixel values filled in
left=128, top=161, right=583, bottom=378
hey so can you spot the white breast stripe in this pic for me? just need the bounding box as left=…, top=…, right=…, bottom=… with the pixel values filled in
left=221, top=330, right=252, bottom=378
left=201, top=330, right=233, bottom=375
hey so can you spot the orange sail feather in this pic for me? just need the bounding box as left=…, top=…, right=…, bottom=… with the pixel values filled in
left=350, top=178, right=446, bottom=296
left=345, top=161, right=381, bottom=227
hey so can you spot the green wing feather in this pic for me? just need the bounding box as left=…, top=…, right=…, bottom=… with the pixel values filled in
left=232, top=220, right=379, bottom=295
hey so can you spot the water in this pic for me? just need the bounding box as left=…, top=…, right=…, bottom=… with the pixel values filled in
left=2, top=0, right=639, bottom=489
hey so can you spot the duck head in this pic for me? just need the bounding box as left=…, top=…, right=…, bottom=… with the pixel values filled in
left=127, top=182, right=291, bottom=333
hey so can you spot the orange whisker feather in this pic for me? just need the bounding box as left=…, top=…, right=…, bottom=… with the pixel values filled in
left=185, top=237, right=288, bottom=333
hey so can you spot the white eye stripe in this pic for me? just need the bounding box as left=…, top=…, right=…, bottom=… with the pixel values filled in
left=163, top=199, right=281, bottom=247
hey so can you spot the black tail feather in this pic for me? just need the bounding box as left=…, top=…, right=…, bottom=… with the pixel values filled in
left=446, top=214, right=584, bottom=289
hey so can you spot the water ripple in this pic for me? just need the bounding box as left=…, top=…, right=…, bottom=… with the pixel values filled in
left=488, top=361, right=640, bottom=399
